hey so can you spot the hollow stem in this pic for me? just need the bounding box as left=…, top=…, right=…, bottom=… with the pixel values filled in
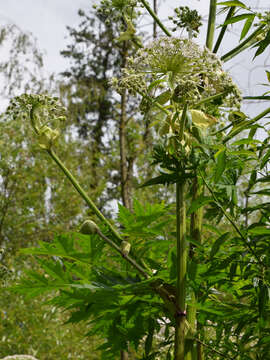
left=186, top=177, right=203, bottom=360
left=174, top=181, right=187, bottom=360
left=206, top=0, right=217, bottom=50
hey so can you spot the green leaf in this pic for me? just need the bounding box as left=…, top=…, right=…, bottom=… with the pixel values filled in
left=260, top=148, right=270, bottom=169
left=155, top=90, right=171, bottom=105
left=217, top=1, right=247, bottom=9
left=214, top=149, right=226, bottom=183
left=148, top=78, right=166, bottom=91
left=210, top=232, right=230, bottom=258
left=187, top=195, right=214, bottom=215
left=259, top=282, right=269, bottom=319
left=248, top=227, right=270, bottom=235
left=251, top=189, right=270, bottom=196
left=230, top=150, right=257, bottom=158
left=240, top=14, right=255, bottom=40
left=223, top=13, right=254, bottom=26
left=145, top=320, right=155, bottom=355
left=266, top=70, right=270, bottom=83
left=139, top=173, right=178, bottom=187
left=231, top=138, right=261, bottom=146
left=254, top=30, right=270, bottom=58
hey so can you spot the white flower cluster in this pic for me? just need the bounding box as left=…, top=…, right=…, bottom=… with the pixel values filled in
left=113, top=37, right=241, bottom=110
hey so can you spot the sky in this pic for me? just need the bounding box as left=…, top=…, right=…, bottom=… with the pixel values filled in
left=0, top=0, right=269, bottom=114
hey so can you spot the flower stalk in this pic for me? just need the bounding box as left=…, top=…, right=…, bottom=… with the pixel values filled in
left=47, top=148, right=123, bottom=243
left=140, top=0, right=171, bottom=37
left=206, top=0, right=217, bottom=51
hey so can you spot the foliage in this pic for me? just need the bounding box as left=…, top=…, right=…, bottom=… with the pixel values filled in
left=0, top=256, right=101, bottom=360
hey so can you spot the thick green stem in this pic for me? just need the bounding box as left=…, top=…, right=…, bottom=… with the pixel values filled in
left=221, top=24, right=265, bottom=62
left=140, top=0, right=171, bottom=37
left=186, top=178, right=204, bottom=360
left=175, top=182, right=187, bottom=360
left=213, top=6, right=235, bottom=53
left=206, top=0, right=217, bottom=50
left=47, top=149, right=122, bottom=243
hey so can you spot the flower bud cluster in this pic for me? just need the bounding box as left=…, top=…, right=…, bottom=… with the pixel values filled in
left=169, top=6, right=202, bottom=38
left=6, top=94, right=66, bottom=150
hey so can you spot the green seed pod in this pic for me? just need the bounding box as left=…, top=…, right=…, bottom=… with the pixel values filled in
left=80, top=220, right=99, bottom=235
left=121, top=241, right=131, bottom=257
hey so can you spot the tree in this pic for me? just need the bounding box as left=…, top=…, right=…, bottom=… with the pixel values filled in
left=7, top=1, right=270, bottom=359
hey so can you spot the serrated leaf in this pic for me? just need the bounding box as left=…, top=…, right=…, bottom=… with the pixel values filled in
left=254, top=30, right=270, bottom=58
left=217, top=1, right=247, bottom=9
left=223, top=13, right=254, bottom=26
left=248, top=226, right=270, bottom=235
left=230, top=150, right=257, bottom=158
left=190, top=110, right=218, bottom=128
left=155, top=90, right=171, bottom=105
left=139, top=173, right=178, bottom=187
left=259, top=282, right=269, bottom=319
left=260, top=148, right=270, bottom=169
left=231, top=138, right=261, bottom=146
left=210, top=232, right=230, bottom=258
left=214, top=149, right=226, bottom=183
left=148, top=78, right=166, bottom=91
left=266, top=70, right=270, bottom=83
left=187, top=195, right=214, bottom=215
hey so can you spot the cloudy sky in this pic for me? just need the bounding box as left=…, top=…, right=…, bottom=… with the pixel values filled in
left=0, top=0, right=269, bottom=115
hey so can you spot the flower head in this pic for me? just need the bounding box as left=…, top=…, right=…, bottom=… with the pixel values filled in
left=6, top=94, right=66, bottom=150
left=113, top=37, right=241, bottom=110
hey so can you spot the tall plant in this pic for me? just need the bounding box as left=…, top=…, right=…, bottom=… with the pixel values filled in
left=6, top=1, right=270, bottom=359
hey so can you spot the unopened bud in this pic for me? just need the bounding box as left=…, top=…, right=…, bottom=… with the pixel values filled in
left=80, top=220, right=100, bottom=235
left=121, top=241, right=131, bottom=256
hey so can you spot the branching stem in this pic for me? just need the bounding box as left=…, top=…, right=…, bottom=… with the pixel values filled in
left=140, top=0, right=171, bottom=37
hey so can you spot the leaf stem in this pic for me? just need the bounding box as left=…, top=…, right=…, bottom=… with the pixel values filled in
left=96, top=229, right=149, bottom=278
left=140, top=0, right=171, bottom=37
